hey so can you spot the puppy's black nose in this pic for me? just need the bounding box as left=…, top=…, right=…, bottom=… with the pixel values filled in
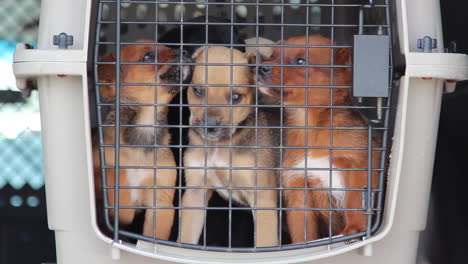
left=205, top=118, right=220, bottom=133
left=259, top=65, right=272, bottom=76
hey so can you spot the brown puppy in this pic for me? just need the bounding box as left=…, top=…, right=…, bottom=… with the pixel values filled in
left=180, top=46, right=279, bottom=247
left=257, top=35, right=380, bottom=243
left=93, top=40, right=190, bottom=241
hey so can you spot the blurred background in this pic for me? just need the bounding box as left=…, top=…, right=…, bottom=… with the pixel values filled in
left=0, top=0, right=56, bottom=263
left=0, top=0, right=467, bottom=263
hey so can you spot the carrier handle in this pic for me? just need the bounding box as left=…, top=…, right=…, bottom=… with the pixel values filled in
left=13, top=43, right=87, bottom=96
left=405, top=52, right=468, bottom=81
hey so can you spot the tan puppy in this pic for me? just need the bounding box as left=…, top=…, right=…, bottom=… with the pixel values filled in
left=257, top=35, right=381, bottom=243
left=180, top=46, right=279, bottom=247
left=93, top=40, right=190, bottom=241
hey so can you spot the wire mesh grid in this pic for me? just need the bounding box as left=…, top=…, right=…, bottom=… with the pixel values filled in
left=0, top=0, right=43, bottom=192
left=91, top=0, right=393, bottom=252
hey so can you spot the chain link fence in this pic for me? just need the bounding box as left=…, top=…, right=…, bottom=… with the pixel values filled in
left=0, top=0, right=42, bottom=191
left=0, top=0, right=56, bottom=263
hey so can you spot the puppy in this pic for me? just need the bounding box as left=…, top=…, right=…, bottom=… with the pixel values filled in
left=158, top=16, right=246, bottom=56
left=159, top=15, right=246, bottom=175
left=180, top=46, right=279, bottom=247
left=245, top=37, right=277, bottom=106
left=256, top=35, right=381, bottom=243
left=93, top=40, right=190, bottom=241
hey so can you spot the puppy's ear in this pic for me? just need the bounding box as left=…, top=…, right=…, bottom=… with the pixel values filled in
left=245, top=49, right=258, bottom=65
left=191, top=46, right=207, bottom=60
left=98, top=53, right=116, bottom=82
left=180, top=63, right=193, bottom=84
left=101, top=53, right=116, bottom=61
left=245, top=48, right=274, bottom=64
left=334, top=48, right=352, bottom=66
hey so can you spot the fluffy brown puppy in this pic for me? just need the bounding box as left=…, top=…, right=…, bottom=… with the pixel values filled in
left=93, top=40, right=190, bottom=241
left=180, top=46, right=279, bottom=247
left=257, top=35, right=380, bottom=243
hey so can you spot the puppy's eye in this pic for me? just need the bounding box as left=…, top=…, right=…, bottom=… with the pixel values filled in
left=295, top=57, right=306, bottom=65
left=142, top=52, right=155, bottom=62
left=193, top=87, right=205, bottom=97
left=231, top=93, right=243, bottom=104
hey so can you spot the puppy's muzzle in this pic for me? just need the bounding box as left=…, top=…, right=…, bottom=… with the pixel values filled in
left=258, top=65, right=272, bottom=76
left=256, top=65, right=279, bottom=96
left=193, top=118, right=231, bottom=141
left=256, top=65, right=272, bottom=84
left=204, top=118, right=219, bottom=134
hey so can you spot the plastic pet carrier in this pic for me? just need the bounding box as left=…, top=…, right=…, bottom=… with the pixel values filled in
left=12, top=0, right=468, bottom=263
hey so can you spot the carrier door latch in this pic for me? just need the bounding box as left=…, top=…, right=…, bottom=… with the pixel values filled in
left=53, top=32, right=74, bottom=49
left=417, top=36, right=437, bottom=53
left=352, top=2, right=390, bottom=123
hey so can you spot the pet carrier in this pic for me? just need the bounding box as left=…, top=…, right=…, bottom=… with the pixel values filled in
left=12, top=0, right=468, bottom=263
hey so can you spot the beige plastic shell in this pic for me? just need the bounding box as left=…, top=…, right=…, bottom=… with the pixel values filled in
left=12, top=0, right=468, bottom=263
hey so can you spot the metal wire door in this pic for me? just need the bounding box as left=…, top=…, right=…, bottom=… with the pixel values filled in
left=92, top=0, right=394, bottom=252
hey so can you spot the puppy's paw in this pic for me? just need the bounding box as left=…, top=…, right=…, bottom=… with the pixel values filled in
left=339, top=224, right=366, bottom=237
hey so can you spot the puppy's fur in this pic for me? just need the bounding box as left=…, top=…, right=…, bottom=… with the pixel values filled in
left=158, top=16, right=246, bottom=56
left=257, top=35, right=380, bottom=243
left=245, top=37, right=275, bottom=62
left=93, top=40, right=190, bottom=240
left=180, top=46, right=279, bottom=247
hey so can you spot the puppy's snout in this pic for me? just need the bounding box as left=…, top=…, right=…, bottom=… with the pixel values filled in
left=205, top=118, right=220, bottom=134
left=259, top=65, right=272, bottom=76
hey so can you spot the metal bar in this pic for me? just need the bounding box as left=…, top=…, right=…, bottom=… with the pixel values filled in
left=100, top=165, right=383, bottom=171
left=95, top=82, right=355, bottom=88
left=112, top=0, right=122, bottom=243
left=202, top=8, right=209, bottom=249
left=279, top=0, right=285, bottom=247
left=228, top=1, right=234, bottom=250
left=303, top=0, right=310, bottom=247
left=151, top=0, right=161, bottom=242
left=103, top=185, right=383, bottom=191
left=366, top=124, right=373, bottom=238
left=98, top=128, right=388, bottom=136
left=371, top=0, right=394, bottom=235
left=98, top=1, right=389, bottom=8
left=328, top=0, right=336, bottom=246
left=98, top=144, right=387, bottom=151
left=94, top=1, right=114, bottom=235
left=96, top=42, right=355, bottom=48
left=176, top=0, right=184, bottom=248
left=97, top=104, right=385, bottom=111
left=101, top=165, right=384, bottom=172
left=108, top=206, right=378, bottom=211
left=97, top=61, right=355, bottom=67
left=99, top=21, right=388, bottom=27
